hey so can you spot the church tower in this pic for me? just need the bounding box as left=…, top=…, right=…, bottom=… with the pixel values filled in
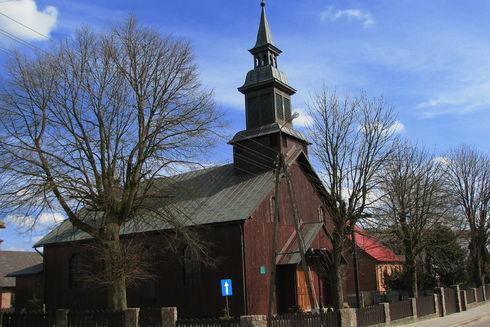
left=230, top=0, right=309, bottom=173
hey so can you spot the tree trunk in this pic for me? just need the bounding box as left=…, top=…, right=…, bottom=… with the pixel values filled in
left=331, top=230, right=344, bottom=309
left=103, top=223, right=128, bottom=310
left=404, top=249, right=418, bottom=298
left=469, top=239, right=484, bottom=287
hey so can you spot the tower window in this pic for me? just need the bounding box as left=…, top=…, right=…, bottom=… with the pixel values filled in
left=284, top=98, right=291, bottom=122
left=275, top=94, right=284, bottom=120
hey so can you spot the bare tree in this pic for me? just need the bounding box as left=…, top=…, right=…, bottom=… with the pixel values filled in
left=373, top=142, right=449, bottom=297
left=0, top=18, right=222, bottom=310
left=306, top=89, right=396, bottom=308
left=445, top=145, right=490, bottom=287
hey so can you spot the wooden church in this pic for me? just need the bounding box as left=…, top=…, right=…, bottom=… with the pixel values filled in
left=35, top=1, right=338, bottom=317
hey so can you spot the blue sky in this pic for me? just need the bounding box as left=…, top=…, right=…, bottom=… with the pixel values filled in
left=1, top=0, right=489, bottom=250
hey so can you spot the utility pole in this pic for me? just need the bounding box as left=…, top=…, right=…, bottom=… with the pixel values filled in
left=283, top=161, right=319, bottom=311
left=352, top=227, right=362, bottom=308
left=267, top=154, right=282, bottom=317
left=267, top=151, right=320, bottom=315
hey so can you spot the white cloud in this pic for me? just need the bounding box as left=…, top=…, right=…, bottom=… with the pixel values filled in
left=7, top=211, right=65, bottom=231
left=292, top=108, right=313, bottom=127
left=321, top=6, right=375, bottom=28
left=390, top=120, right=406, bottom=134
left=0, top=0, right=58, bottom=41
left=416, top=80, right=490, bottom=118
left=433, top=156, right=450, bottom=166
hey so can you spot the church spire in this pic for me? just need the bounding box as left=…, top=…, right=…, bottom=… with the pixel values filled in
left=254, top=1, right=274, bottom=48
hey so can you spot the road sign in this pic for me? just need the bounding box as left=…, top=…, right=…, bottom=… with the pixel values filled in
left=221, top=279, right=233, bottom=297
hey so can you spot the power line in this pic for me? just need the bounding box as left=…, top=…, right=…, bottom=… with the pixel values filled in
left=0, top=28, right=40, bottom=51
left=0, top=11, right=49, bottom=39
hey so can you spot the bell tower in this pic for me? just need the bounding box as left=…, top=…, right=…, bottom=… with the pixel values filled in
left=230, top=0, right=309, bottom=173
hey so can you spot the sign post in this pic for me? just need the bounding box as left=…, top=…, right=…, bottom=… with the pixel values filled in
left=220, top=279, right=233, bottom=318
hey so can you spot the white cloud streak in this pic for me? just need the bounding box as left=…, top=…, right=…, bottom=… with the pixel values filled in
left=0, top=0, right=58, bottom=41
left=321, top=6, right=375, bottom=28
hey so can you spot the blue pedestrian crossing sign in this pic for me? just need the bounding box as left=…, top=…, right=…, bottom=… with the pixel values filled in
left=221, top=279, right=233, bottom=297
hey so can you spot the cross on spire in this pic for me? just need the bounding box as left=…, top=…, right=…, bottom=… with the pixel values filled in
left=255, top=0, right=274, bottom=48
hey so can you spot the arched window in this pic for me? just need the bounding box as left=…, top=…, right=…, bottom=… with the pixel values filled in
left=183, top=246, right=202, bottom=286
left=69, top=254, right=83, bottom=289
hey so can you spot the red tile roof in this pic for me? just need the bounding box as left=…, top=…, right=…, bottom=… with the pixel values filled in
left=352, top=227, right=403, bottom=263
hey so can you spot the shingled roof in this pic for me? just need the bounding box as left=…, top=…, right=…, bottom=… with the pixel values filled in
left=35, top=164, right=275, bottom=247
left=0, top=251, right=43, bottom=288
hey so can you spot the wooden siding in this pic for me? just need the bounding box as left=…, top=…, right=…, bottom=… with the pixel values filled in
left=13, top=274, right=44, bottom=311
left=43, top=224, right=245, bottom=318
left=243, top=162, right=333, bottom=314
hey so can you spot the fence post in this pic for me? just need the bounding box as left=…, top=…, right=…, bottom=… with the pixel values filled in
left=55, top=309, right=69, bottom=327
left=161, top=307, right=177, bottom=327
left=339, top=308, right=357, bottom=327
left=472, top=288, right=478, bottom=302
left=433, top=294, right=440, bottom=317
left=436, top=287, right=446, bottom=317
left=240, top=315, right=267, bottom=327
left=124, top=308, right=139, bottom=327
left=452, top=285, right=462, bottom=312
left=461, top=290, right=468, bottom=311
left=410, top=298, right=417, bottom=319
left=483, top=285, right=487, bottom=301
left=382, top=302, right=390, bottom=325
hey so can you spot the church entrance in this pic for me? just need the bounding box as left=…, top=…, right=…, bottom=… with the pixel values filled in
left=276, top=265, right=297, bottom=313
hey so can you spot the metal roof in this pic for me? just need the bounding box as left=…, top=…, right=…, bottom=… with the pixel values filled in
left=7, top=263, right=43, bottom=277
left=228, top=123, right=309, bottom=145
left=276, top=222, right=324, bottom=265
left=35, top=164, right=275, bottom=247
left=0, top=251, right=43, bottom=287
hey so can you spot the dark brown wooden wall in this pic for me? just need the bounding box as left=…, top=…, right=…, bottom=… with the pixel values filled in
left=243, top=162, right=333, bottom=314
left=43, top=223, right=245, bottom=318
left=342, top=249, right=378, bottom=295
left=13, top=274, right=44, bottom=311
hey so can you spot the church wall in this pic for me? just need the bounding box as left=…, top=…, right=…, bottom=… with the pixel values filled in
left=243, top=162, right=333, bottom=314
left=43, top=223, right=245, bottom=317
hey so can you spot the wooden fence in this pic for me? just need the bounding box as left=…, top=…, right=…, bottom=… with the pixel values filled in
left=476, top=287, right=484, bottom=302
left=176, top=318, right=240, bottom=327
left=389, top=299, right=412, bottom=321
left=138, top=309, right=163, bottom=327
left=1, top=311, right=55, bottom=327
left=67, top=310, right=125, bottom=327
left=466, top=289, right=476, bottom=304
left=416, top=295, right=435, bottom=317
left=356, top=304, right=385, bottom=327
left=267, top=310, right=339, bottom=327
left=444, top=288, right=457, bottom=315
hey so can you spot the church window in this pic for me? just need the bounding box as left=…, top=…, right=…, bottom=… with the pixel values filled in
left=247, top=96, right=260, bottom=129
left=275, top=94, right=284, bottom=120
left=183, top=246, right=202, bottom=286
left=284, top=98, right=292, bottom=122
left=69, top=254, right=83, bottom=289
left=261, top=93, right=274, bottom=124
